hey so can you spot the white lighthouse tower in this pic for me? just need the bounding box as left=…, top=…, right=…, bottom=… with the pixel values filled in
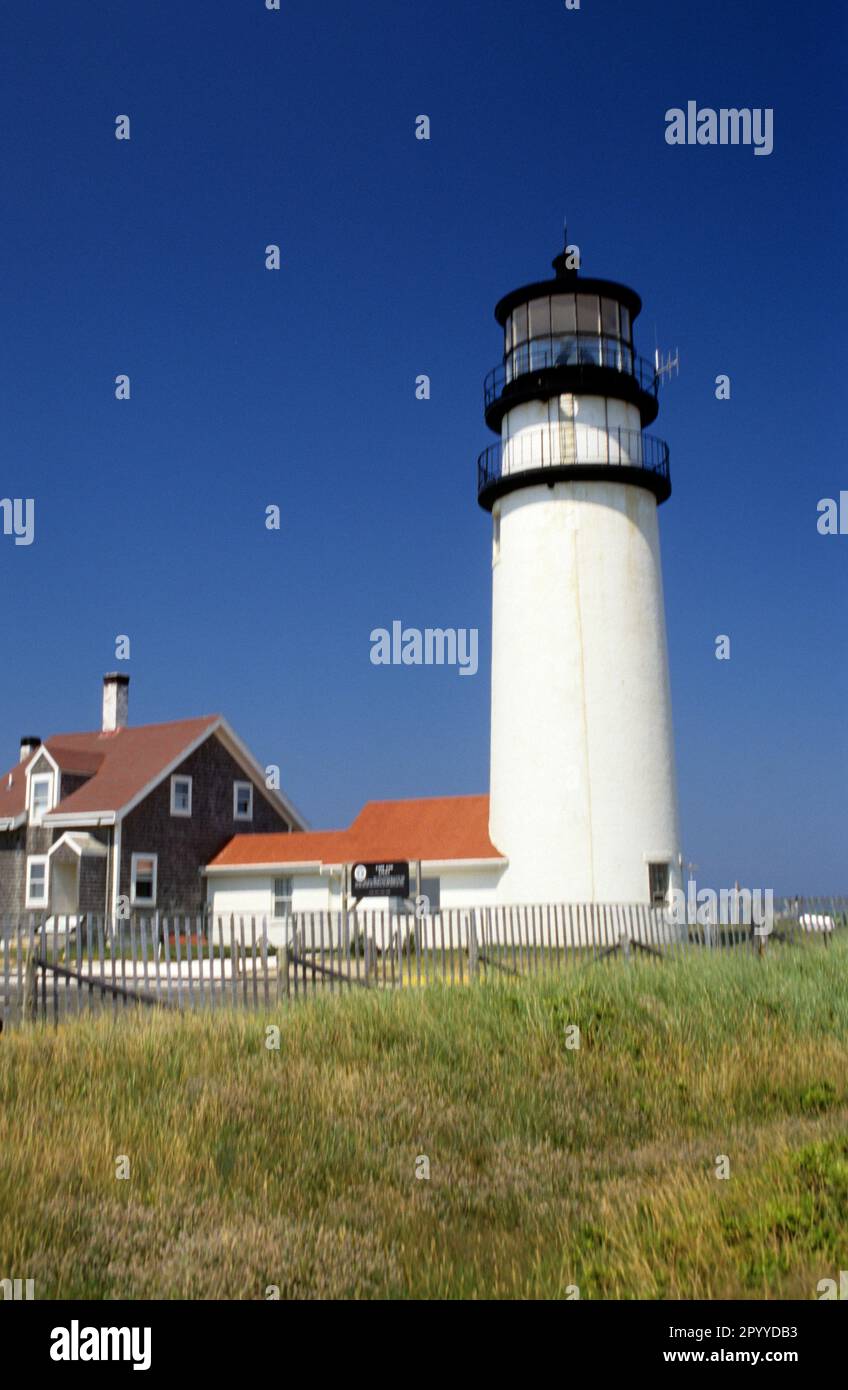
left=480, top=240, right=682, bottom=906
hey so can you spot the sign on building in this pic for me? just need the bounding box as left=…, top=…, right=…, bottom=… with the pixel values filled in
left=351, top=861, right=410, bottom=901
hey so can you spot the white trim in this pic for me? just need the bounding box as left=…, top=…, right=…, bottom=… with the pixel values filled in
left=130, top=851, right=158, bottom=907
left=47, top=831, right=109, bottom=859
left=233, top=780, right=254, bottom=822
left=111, top=821, right=122, bottom=917
left=215, top=718, right=309, bottom=830
left=204, top=854, right=507, bottom=875
left=42, top=723, right=218, bottom=827
left=25, top=854, right=49, bottom=909
left=170, top=773, right=193, bottom=817
left=205, top=860, right=323, bottom=875
left=108, top=723, right=220, bottom=821
left=414, top=857, right=507, bottom=871
left=43, top=811, right=116, bottom=827
left=25, top=745, right=61, bottom=782
left=39, top=719, right=308, bottom=833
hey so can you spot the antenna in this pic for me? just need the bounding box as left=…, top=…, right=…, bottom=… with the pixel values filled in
left=654, top=344, right=680, bottom=387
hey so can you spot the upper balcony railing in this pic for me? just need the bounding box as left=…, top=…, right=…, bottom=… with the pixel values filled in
left=477, top=425, right=671, bottom=508
left=484, top=333, right=659, bottom=412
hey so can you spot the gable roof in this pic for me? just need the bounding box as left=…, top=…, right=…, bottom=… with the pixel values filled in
left=0, top=716, right=305, bottom=830
left=207, top=794, right=504, bottom=869
left=0, top=717, right=217, bottom=826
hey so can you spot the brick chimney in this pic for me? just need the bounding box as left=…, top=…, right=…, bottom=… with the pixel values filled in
left=19, top=736, right=40, bottom=763
left=102, top=673, right=129, bottom=733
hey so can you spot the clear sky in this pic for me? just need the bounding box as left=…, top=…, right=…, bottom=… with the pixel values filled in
left=0, top=0, right=844, bottom=894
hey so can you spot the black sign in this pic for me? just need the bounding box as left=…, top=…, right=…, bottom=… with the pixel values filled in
left=351, top=861, right=410, bottom=901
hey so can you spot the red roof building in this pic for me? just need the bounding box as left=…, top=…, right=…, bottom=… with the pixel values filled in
left=0, top=675, right=305, bottom=918
left=205, top=795, right=506, bottom=920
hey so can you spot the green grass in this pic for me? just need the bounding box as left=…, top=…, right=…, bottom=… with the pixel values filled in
left=1, top=940, right=847, bottom=1299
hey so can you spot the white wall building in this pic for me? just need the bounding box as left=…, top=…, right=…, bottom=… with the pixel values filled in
left=204, top=795, right=506, bottom=935
left=479, top=243, right=682, bottom=906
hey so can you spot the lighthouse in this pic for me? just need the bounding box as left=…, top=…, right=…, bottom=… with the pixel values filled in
left=479, top=241, right=682, bottom=906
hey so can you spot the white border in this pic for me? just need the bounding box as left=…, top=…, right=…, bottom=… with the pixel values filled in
left=25, top=854, right=49, bottom=908
left=170, top=773, right=193, bottom=817
left=233, top=780, right=253, bottom=822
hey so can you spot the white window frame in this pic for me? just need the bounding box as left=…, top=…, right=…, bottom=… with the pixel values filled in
left=170, top=774, right=193, bottom=818
left=233, top=781, right=253, bottom=822
left=273, top=875, right=294, bottom=918
left=29, top=772, right=54, bottom=825
left=25, top=855, right=49, bottom=909
left=130, top=852, right=158, bottom=907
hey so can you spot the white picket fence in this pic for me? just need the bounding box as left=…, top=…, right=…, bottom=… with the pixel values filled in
left=0, top=896, right=844, bottom=1029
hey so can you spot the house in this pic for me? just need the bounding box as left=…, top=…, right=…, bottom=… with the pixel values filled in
left=0, top=674, right=305, bottom=918
left=204, top=794, right=507, bottom=930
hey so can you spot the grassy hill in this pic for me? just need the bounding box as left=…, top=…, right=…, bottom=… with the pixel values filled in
left=1, top=941, right=846, bottom=1299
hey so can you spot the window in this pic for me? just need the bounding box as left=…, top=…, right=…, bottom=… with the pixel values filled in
left=648, top=862, right=670, bottom=907
left=492, top=507, right=501, bottom=564
left=601, top=297, right=620, bottom=338
left=576, top=294, right=599, bottom=334
left=551, top=294, right=576, bottom=335
left=529, top=297, right=551, bottom=340
left=233, top=781, right=253, bottom=821
left=170, top=775, right=192, bottom=817
left=511, top=303, right=528, bottom=346
left=273, top=876, right=293, bottom=918
left=131, top=853, right=158, bottom=906
left=619, top=304, right=631, bottom=342
left=29, top=773, right=53, bottom=824
left=25, top=855, right=48, bottom=908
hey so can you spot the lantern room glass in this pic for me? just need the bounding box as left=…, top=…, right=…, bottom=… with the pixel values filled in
left=503, top=289, right=635, bottom=384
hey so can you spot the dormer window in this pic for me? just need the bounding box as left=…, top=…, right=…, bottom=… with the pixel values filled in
left=170, top=774, right=193, bottom=817
left=233, top=781, right=253, bottom=821
left=29, top=773, right=54, bottom=824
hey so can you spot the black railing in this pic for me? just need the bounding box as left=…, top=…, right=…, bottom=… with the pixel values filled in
left=484, top=334, right=659, bottom=410
left=477, top=426, right=670, bottom=503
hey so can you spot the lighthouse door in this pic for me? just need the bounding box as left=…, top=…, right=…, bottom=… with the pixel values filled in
left=556, top=393, right=577, bottom=467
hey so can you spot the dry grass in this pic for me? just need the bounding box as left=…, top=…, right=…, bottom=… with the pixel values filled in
left=1, top=940, right=847, bottom=1299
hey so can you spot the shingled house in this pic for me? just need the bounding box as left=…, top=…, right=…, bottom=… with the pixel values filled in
left=0, top=675, right=304, bottom=918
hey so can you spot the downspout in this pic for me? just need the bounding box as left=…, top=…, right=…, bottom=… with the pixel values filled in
left=111, top=819, right=122, bottom=922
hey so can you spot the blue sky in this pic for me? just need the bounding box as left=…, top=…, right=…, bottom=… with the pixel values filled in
left=0, top=0, right=844, bottom=893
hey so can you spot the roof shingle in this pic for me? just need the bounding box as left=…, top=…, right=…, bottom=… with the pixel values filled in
left=208, top=794, right=503, bottom=867
left=0, top=717, right=219, bottom=822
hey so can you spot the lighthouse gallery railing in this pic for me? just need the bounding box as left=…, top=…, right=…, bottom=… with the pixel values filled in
left=477, top=426, right=670, bottom=501
left=484, top=333, right=659, bottom=411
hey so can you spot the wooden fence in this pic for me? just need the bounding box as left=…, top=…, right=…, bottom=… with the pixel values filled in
left=0, top=895, right=844, bottom=1030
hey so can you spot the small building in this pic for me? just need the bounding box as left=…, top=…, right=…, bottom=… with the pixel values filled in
left=204, top=794, right=506, bottom=928
left=0, top=674, right=304, bottom=918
